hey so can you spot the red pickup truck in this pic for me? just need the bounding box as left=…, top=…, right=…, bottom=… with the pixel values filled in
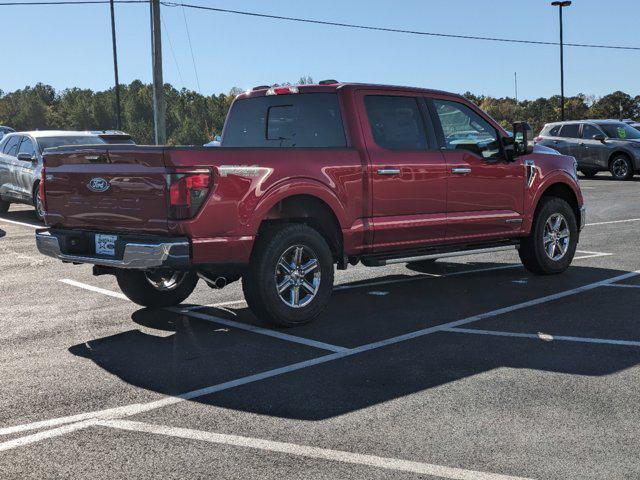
left=36, top=82, right=585, bottom=326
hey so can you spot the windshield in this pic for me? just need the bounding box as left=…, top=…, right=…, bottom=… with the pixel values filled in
left=598, top=123, right=640, bottom=140
left=37, top=135, right=106, bottom=152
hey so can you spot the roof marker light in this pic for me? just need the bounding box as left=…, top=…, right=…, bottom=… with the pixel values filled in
left=266, top=86, right=299, bottom=96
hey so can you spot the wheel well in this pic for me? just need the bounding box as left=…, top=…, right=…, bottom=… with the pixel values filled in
left=538, top=183, right=580, bottom=226
left=258, top=195, right=343, bottom=261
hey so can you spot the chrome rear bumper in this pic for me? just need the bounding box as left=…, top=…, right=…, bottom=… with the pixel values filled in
left=35, top=229, right=190, bottom=269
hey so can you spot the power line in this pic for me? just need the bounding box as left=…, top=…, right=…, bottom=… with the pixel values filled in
left=0, top=1, right=146, bottom=5
left=180, top=3, right=202, bottom=93
left=161, top=10, right=185, bottom=88
left=161, top=1, right=640, bottom=52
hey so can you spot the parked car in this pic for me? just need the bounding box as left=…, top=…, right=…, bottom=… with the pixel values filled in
left=535, top=120, right=640, bottom=180
left=0, top=126, right=15, bottom=140
left=36, top=83, right=584, bottom=326
left=0, top=131, right=112, bottom=221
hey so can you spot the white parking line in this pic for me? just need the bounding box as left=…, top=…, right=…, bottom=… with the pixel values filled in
left=97, top=419, right=534, bottom=480
left=445, top=327, right=640, bottom=348
left=0, top=217, right=41, bottom=229
left=170, top=308, right=349, bottom=353
left=3, top=268, right=637, bottom=451
left=602, top=283, right=640, bottom=289
left=586, top=218, right=640, bottom=227
left=60, top=279, right=128, bottom=300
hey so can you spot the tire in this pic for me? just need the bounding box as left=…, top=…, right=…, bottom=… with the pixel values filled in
left=579, top=168, right=598, bottom=179
left=33, top=184, right=45, bottom=222
left=242, top=223, right=334, bottom=327
left=610, top=155, right=634, bottom=181
left=519, top=197, right=578, bottom=275
left=0, top=198, right=9, bottom=214
left=116, top=269, right=198, bottom=308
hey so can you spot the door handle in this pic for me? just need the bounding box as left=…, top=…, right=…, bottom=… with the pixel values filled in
left=451, top=167, right=472, bottom=174
left=377, top=168, right=400, bottom=175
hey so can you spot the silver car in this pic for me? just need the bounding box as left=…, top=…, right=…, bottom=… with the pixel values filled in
left=0, top=131, right=109, bottom=221
left=536, top=120, right=640, bottom=180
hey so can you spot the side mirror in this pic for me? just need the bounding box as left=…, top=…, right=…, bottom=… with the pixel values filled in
left=593, top=134, right=606, bottom=143
left=512, top=122, right=534, bottom=156
left=17, top=153, right=37, bottom=162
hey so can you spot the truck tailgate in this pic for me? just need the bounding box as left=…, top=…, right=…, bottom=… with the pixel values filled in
left=43, top=146, right=170, bottom=233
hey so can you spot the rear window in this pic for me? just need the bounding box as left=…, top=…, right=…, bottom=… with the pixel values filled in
left=559, top=124, right=580, bottom=138
left=223, top=93, right=346, bottom=148
left=37, top=135, right=106, bottom=152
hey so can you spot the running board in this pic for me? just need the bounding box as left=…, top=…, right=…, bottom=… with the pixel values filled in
left=363, top=244, right=519, bottom=267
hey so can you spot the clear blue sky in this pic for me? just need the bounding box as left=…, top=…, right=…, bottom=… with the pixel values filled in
left=1, top=0, right=638, bottom=99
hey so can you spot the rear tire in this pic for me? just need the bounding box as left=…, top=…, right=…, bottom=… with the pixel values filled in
left=242, top=223, right=334, bottom=327
left=0, top=198, right=9, bottom=214
left=610, top=155, right=634, bottom=181
left=116, top=269, right=198, bottom=308
left=579, top=168, right=598, bottom=179
left=519, top=197, right=578, bottom=275
left=33, top=184, right=45, bottom=222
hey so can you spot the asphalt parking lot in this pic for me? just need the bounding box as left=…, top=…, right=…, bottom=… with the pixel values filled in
left=1, top=173, right=639, bottom=480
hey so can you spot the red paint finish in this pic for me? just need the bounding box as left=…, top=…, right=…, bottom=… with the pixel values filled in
left=41, top=83, right=583, bottom=267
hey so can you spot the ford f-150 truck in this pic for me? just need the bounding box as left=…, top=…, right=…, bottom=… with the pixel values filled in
left=35, top=82, right=585, bottom=327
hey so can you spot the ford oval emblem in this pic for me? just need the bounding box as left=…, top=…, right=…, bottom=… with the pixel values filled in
left=88, top=177, right=110, bottom=193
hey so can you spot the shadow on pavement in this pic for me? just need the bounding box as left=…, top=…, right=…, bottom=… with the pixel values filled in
left=69, top=263, right=640, bottom=420
left=0, top=228, right=5, bottom=238
left=0, top=207, right=41, bottom=226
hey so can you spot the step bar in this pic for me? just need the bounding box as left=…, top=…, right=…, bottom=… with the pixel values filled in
left=369, top=245, right=519, bottom=267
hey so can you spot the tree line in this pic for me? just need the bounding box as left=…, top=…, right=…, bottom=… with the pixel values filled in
left=0, top=80, right=638, bottom=145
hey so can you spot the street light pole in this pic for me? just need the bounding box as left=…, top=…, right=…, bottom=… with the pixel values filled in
left=551, top=1, right=571, bottom=121
left=109, top=0, right=122, bottom=130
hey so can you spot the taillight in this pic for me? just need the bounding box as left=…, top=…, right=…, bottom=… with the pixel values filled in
left=39, top=167, right=47, bottom=213
left=534, top=136, right=542, bottom=143
left=167, top=169, right=211, bottom=220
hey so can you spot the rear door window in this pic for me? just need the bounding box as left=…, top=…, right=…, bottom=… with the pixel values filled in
left=2, top=136, right=21, bottom=157
left=559, top=124, right=580, bottom=138
left=223, top=93, right=346, bottom=148
left=363, top=95, right=428, bottom=150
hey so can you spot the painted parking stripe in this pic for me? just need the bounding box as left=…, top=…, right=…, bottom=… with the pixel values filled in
left=97, top=419, right=534, bottom=480
left=445, top=327, right=640, bottom=348
left=4, top=268, right=637, bottom=450
left=586, top=218, right=640, bottom=227
left=170, top=308, right=349, bottom=353
left=60, top=279, right=128, bottom=300
left=0, top=217, right=41, bottom=229
left=602, top=283, right=640, bottom=289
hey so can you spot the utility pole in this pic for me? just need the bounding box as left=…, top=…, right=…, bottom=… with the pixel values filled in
left=109, top=0, right=122, bottom=130
left=551, top=1, right=571, bottom=121
left=514, top=72, right=518, bottom=103
left=150, top=0, right=166, bottom=145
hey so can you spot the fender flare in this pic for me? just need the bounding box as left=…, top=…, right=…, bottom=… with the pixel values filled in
left=523, top=170, right=583, bottom=232
left=248, top=178, right=348, bottom=235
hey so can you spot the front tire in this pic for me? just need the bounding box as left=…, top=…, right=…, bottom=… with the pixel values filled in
left=610, top=155, right=634, bottom=181
left=116, top=269, right=198, bottom=308
left=0, top=198, right=9, bottom=214
left=242, top=224, right=334, bottom=327
left=519, top=197, right=578, bottom=275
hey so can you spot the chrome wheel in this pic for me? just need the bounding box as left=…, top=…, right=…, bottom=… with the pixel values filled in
left=144, top=270, right=188, bottom=292
left=543, top=213, right=570, bottom=261
left=275, top=244, right=321, bottom=308
left=612, top=158, right=629, bottom=179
